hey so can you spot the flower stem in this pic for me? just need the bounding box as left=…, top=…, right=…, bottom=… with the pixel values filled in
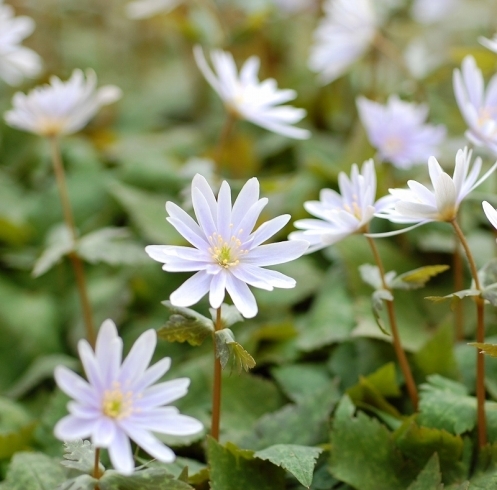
left=94, top=447, right=101, bottom=488
left=215, top=112, right=236, bottom=174
left=366, top=235, right=419, bottom=410
left=451, top=219, right=487, bottom=448
left=49, top=137, right=96, bottom=347
left=453, top=244, right=465, bottom=341
left=211, top=307, right=223, bottom=440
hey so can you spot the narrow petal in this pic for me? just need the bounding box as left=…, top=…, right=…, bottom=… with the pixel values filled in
left=124, top=424, right=176, bottom=463
left=54, top=416, right=94, bottom=440
left=225, top=274, right=258, bottom=318
left=434, top=173, right=457, bottom=219
left=132, top=357, right=172, bottom=392
left=108, top=427, right=134, bottom=475
left=483, top=201, right=497, bottom=230
left=170, top=271, right=211, bottom=307
left=54, top=366, right=94, bottom=404
left=139, top=378, right=191, bottom=408
left=119, top=329, right=156, bottom=387
left=250, top=214, right=290, bottom=248
left=92, top=417, right=116, bottom=447
left=209, top=270, right=227, bottom=308
left=232, top=178, right=260, bottom=228
left=244, top=240, right=308, bottom=266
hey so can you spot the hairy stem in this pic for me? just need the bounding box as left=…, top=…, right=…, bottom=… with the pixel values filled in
left=211, top=307, right=223, bottom=440
left=366, top=235, right=419, bottom=410
left=451, top=219, right=487, bottom=448
left=49, top=137, right=96, bottom=347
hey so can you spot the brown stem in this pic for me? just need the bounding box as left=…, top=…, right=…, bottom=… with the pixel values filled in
left=215, top=112, right=236, bottom=175
left=453, top=243, right=465, bottom=341
left=94, top=447, right=101, bottom=488
left=366, top=235, right=419, bottom=410
left=49, top=137, right=96, bottom=347
left=451, top=219, right=487, bottom=447
left=211, top=307, right=223, bottom=440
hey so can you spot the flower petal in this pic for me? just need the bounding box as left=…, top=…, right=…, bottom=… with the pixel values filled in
left=244, top=240, right=308, bottom=266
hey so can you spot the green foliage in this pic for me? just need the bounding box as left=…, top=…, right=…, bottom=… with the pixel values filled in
left=214, top=328, right=256, bottom=372
left=470, top=342, right=497, bottom=357
left=391, top=266, right=450, bottom=290
left=32, top=225, right=73, bottom=277
left=406, top=454, right=443, bottom=490
left=61, top=440, right=104, bottom=475
left=97, top=467, right=194, bottom=490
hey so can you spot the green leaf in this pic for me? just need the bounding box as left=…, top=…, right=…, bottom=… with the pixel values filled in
left=371, top=288, right=394, bottom=336
left=479, top=259, right=497, bottom=288
left=61, top=440, right=105, bottom=475
left=406, top=454, right=443, bottom=490
left=32, top=225, right=73, bottom=277
left=0, top=397, right=35, bottom=459
left=158, top=301, right=214, bottom=346
left=209, top=303, right=243, bottom=328
left=99, top=467, right=194, bottom=489
left=425, top=289, right=480, bottom=303
left=254, top=444, right=322, bottom=488
left=470, top=342, right=497, bottom=357
left=392, top=265, right=449, bottom=290
left=214, top=329, right=256, bottom=372
left=359, top=264, right=392, bottom=290
left=207, top=438, right=286, bottom=490
left=58, top=474, right=98, bottom=490
left=0, top=452, right=66, bottom=490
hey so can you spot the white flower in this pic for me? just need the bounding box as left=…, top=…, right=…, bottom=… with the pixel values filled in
left=0, top=0, right=42, bottom=85
left=483, top=200, right=497, bottom=230
left=193, top=46, right=310, bottom=140
left=146, top=174, right=309, bottom=318
left=479, top=34, right=497, bottom=53
left=376, top=147, right=497, bottom=229
left=357, top=95, right=446, bottom=169
left=126, top=0, right=181, bottom=19
left=289, top=159, right=394, bottom=252
left=54, top=319, right=203, bottom=475
left=308, top=0, right=376, bottom=84
left=453, top=55, right=497, bottom=154
left=4, top=69, right=122, bottom=137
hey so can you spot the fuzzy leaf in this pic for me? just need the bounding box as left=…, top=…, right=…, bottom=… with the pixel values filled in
left=98, top=468, right=194, bottom=490
left=469, top=342, right=497, bottom=357
left=392, top=265, right=449, bottom=290
left=32, top=225, right=73, bottom=277
left=58, top=474, right=98, bottom=490
left=254, top=444, right=322, bottom=488
left=215, top=329, right=255, bottom=372
left=158, top=301, right=213, bottom=346
left=61, top=440, right=104, bottom=475
left=407, top=454, right=443, bottom=490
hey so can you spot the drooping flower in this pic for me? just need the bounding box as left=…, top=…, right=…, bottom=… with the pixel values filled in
left=479, top=34, right=497, bottom=53
left=308, top=0, right=376, bottom=85
left=375, top=147, right=497, bottom=230
left=54, top=319, right=203, bottom=475
left=146, top=174, right=309, bottom=318
left=125, top=0, right=181, bottom=19
left=193, top=46, right=310, bottom=140
left=357, top=95, right=446, bottom=169
left=0, top=0, right=42, bottom=85
left=453, top=55, right=497, bottom=154
left=482, top=201, right=497, bottom=231
left=288, top=159, right=394, bottom=252
left=4, top=69, right=122, bottom=137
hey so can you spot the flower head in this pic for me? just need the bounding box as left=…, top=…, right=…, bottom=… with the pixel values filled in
left=146, top=174, right=309, bottom=318
left=4, top=69, right=122, bottom=137
left=357, top=95, right=446, bottom=169
left=376, top=147, right=497, bottom=229
left=54, top=320, right=203, bottom=475
left=289, top=159, right=393, bottom=252
left=193, top=46, right=310, bottom=140
left=453, top=56, right=497, bottom=154
left=126, top=0, right=181, bottom=19
left=0, top=0, right=42, bottom=85
left=308, top=0, right=376, bottom=84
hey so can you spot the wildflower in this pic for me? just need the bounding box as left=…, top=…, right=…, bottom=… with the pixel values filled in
left=479, top=34, right=497, bottom=53
left=126, top=0, right=181, bottom=19
left=0, top=0, right=42, bottom=85
left=376, top=147, right=497, bottom=230
left=54, top=319, right=203, bottom=475
left=146, top=174, right=309, bottom=318
left=453, top=56, right=497, bottom=154
left=193, top=46, right=310, bottom=140
left=289, top=159, right=393, bottom=251
left=4, top=69, right=122, bottom=137
left=357, top=95, right=446, bottom=169
left=308, top=0, right=376, bottom=84
left=483, top=201, right=497, bottom=231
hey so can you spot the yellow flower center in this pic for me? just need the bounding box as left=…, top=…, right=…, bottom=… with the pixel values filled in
left=208, top=231, right=247, bottom=269
left=383, top=136, right=404, bottom=156
left=342, top=195, right=363, bottom=220
left=102, top=382, right=134, bottom=420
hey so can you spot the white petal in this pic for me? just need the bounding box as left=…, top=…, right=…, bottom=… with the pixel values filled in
left=107, top=427, right=134, bottom=475
left=54, top=416, right=94, bottom=441
left=244, top=240, right=308, bottom=266
left=92, top=417, right=117, bottom=447
left=170, top=271, right=211, bottom=307
left=139, top=378, right=190, bottom=408
left=119, top=329, right=156, bottom=386
left=54, top=366, right=94, bottom=404
left=225, top=274, right=258, bottom=318
left=209, top=270, right=227, bottom=308
left=250, top=214, right=290, bottom=248
left=124, top=425, right=176, bottom=463
left=483, top=201, right=497, bottom=230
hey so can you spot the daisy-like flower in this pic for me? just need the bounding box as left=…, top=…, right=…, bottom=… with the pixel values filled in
left=125, top=0, right=181, bottom=19
left=480, top=34, right=497, bottom=53
left=288, top=159, right=394, bottom=252
left=376, top=147, right=497, bottom=230
left=193, top=46, right=310, bottom=140
left=4, top=69, right=122, bottom=137
left=54, top=319, right=203, bottom=475
left=308, top=0, right=376, bottom=85
left=453, top=56, right=497, bottom=154
left=146, top=174, right=309, bottom=318
left=0, top=0, right=42, bottom=86
left=357, top=95, right=446, bottom=169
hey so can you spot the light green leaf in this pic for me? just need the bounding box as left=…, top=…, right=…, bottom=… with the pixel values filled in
left=392, top=265, right=450, bottom=290
left=371, top=288, right=394, bottom=336
left=57, top=474, right=98, bottom=490
left=158, top=301, right=214, bottom=346
left=254, top=444, right=322, bottom=488
left=0, top=397, right=36, bottom=459
left=99, top=467, right=194, bottom=490
left=469, top=342, right=497, bottom=357
left=479, top=259, right=497, bottom=288
left=425, top=289, right=480, bottom=303
left=406, top=454, right=443, bottom=490
left=32, top=225, right=73, bottom=277
left=61, top=440, right=104, bottom=475
left=214, top=329, right=256, bottom=372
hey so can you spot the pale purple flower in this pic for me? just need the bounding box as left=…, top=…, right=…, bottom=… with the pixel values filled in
left=146, top=174, right=309, bottom=318
left=357, top=95, right=446, bottom=169
left=308, top=0, right=376, bottom=84
left=453, top=55, right=497, bottom=154
left=289, top=159, right=394, bottom=252
left=0, top=0, right=42, bottom=85
left=375, top=147, right=497, bottom=232
left=193, top=46, right=310, bottom=140
left=5, top=69, right=122, bottom=137
left=483, top=201, right=497, bottom=231
left=54, top=320, right=202, bottom=475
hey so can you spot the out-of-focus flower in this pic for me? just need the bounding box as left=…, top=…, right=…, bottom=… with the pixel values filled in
left=193, top=46, right=310, bottom=140
left=479, top=34, right=497, bottom=53
left=357, top=95, right=446, bottom=169
left=289, top=159, right=393, bottom=252
left=308, top=0, right=376, bottom=85
left=146, top=174, right=309, bottom=318
left=376, top=147, right=497, bottom=230
left=54, top=319, right=203, bottom=475
left=483, top=201, right=497, bottom=231
left=0, top=0, right=42, bottom=85
left=410, top=0, right=459, bottom=24
left=453, top=55, right=497, bottom=154
left=125, top=0, right=181, bottom=19
left=4, top=69, right=122, bottom=137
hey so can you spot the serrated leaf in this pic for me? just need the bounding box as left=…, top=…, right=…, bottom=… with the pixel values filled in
left=371, top=289, right=393, bottom=336
left=392, top=265, right=449, bottom=290
left=254, top=444, right=322, bottom=488
left=158, top=301, right=213, bottom=346
left=215, top=329, right=256, bottom=372
left=61, top=440, right=105, bottom=475
left=32, top=225, right=73, bottom=277
left=407, top=454, right=443, bottom=490
left=57, top=474, right=98, bottom=490
left=469, top=342, right=497, bottom=357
